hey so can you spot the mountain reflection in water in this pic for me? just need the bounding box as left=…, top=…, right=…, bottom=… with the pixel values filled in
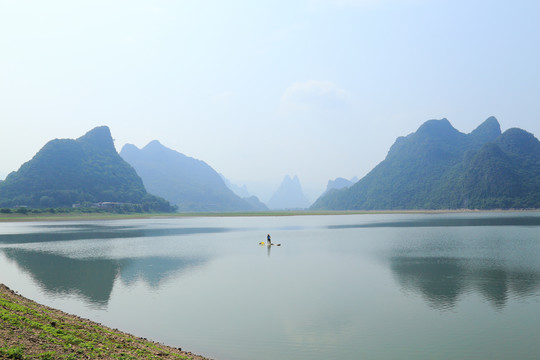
left=0, top=221, right=213, bottom=308
left=1, top=215, right=540, bottom=360
left=2, top=248, right=121, bottom=307
left=0, top=224, right=229, bottom=244
left=329, top=214, right=540, bottom=229
left=1, top=248, right=205, bottom=308
left=389, top=257, right=540, bottom=311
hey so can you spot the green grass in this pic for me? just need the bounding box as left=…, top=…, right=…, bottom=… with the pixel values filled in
left=0, top=345, right=25, bottom=359
left=0, top=291, right=195, bottom=359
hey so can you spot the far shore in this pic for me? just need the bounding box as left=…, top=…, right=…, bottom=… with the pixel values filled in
left=1, top=208, right=538, bottom=222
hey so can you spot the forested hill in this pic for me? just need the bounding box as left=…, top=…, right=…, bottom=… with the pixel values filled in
left=0, top=127, right=173, bottom=211
left=311, top=117, right=540, bottom=210
left=120, top=140, right=267, bottom=212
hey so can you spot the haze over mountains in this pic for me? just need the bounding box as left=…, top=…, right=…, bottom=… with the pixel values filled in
left=312, top=117, right=540, bottom=210
left=324, top=176, right=359, bottom=193
left=120, top=141, right=267, bottom=212
left=267, top=175, right=311, bottom=210
left=220, top=175, right=251, bottom=198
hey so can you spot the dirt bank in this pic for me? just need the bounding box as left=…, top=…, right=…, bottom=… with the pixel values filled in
left=0, top=283, right=211, bottom=360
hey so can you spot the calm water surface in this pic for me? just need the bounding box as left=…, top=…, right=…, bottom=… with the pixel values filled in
left=1, top=213, right=540, bottom=359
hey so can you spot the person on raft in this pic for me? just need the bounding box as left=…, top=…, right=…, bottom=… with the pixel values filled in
left=267, top=234, right=271, bottom=245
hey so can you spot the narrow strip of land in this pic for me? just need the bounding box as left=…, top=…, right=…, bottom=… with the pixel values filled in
left=1, top=208, right=522, bottom=222
left=0, top=284, right=210, bottom=360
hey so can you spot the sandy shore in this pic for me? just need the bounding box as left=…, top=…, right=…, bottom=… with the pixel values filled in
left=0, top=283, right=211, bottom=360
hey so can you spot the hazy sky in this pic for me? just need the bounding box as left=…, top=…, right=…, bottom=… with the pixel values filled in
left=1, top=0, right=540, bottom=202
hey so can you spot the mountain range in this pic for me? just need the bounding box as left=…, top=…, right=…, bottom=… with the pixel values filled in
left=311, top=117, right=540, bottom=210
left=120, top=141, right=267, bottom=212
left=0, top=127, right=173, bottom=211
left=3, top=117, right=539, bottom=212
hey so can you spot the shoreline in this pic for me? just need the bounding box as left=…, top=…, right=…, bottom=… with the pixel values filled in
left=0, top=283, right=212, bottom=360
left=1, top=208, right=538, bottom=223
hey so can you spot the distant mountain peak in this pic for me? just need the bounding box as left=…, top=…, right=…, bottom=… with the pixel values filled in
left=220, top=174, right=251, bottom=198
left=484, top=115, right=499, bottom=124
left=144, top=140, right=164, bottom=149
left=282, top=174, right=299, bottom=184
left=120, top=143, right=139, bottom=154
left=470, top=116, right=501, bottom=143
left=77, top=126, right=115, bottom=153
left=497, top=127, right=540, bottom=158
left=79, top=125, right=112, bottom=139
left=325, top=176, right=357, bottom=193
left=267, top=175, right=311, bottom=210
left=416, top=118, right=460, bottom=138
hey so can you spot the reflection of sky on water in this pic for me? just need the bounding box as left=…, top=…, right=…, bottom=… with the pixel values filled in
left=119, top=256, right=204, bottom=288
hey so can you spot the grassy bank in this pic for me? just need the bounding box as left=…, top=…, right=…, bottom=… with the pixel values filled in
left=0, top=208, right=509, bottom=222
left=0, top=210, right=365, bottom=222
left=0, top=284, right=210, bottom=360
left=0, top=212, right=172, bottom=222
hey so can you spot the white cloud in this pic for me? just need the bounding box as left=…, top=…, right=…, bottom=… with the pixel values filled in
left=280, top=80, right=350, bottom=110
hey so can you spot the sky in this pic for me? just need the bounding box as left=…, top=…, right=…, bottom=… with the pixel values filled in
left=1, top=0, right=540, bottom=202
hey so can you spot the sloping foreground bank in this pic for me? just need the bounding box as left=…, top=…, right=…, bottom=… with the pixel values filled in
left=0, top=284, right=211, bottom=360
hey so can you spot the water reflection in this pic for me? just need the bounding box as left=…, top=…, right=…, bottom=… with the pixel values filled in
left=0, top=222, right=219, bottom=307
left=1, top=248, right=206, bottom=309
left=0, top=224, right=229, bottom=244
left=119, top=256, right=203, bottom=288
left=330, top=213, right=540, bottom=229
left=390, top=256, right=540, bottom=311
left=2, top=248, right=121, bottom=307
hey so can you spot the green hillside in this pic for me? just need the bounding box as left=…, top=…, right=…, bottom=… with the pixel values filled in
left=311, top=117, right=540, bottom=210
left=0, top=127, right=173, bottom=212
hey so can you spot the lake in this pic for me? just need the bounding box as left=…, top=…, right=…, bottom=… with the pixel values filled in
left=1, top=213, right=540, bottom=359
